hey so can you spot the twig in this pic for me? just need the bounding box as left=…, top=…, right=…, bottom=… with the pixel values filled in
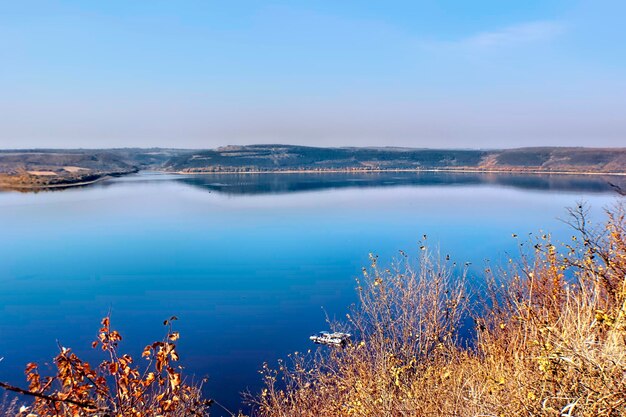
left=0, top=381, right=98, bottom=410
left=212, top=398, right=236, bottom=417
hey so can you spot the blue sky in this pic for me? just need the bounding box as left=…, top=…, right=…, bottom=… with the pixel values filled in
left=0, top=0, right=624, bottom=148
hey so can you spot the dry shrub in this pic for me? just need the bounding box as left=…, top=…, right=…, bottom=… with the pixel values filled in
left=253, top=251, right=469, bottom=417
left=253, top=203, right=626, bottom=417
left=472, top=203, right=626, bottom=416
left=1, top=317, right=213, bottom=416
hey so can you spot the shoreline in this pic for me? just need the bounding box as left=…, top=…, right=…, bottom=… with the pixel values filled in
left=173, top=168, right=626, bottom=177
left=2, top=168, right=625, bottom=192
left=0, top=175, right=111, bottom=191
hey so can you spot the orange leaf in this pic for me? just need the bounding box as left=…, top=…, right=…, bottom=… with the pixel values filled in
left=25, top=362, right=38, bottom=373
left=142, top=346, right=152, bottom=358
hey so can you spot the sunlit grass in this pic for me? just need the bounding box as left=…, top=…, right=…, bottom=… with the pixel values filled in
left=253, top=203, right=626, bottom=416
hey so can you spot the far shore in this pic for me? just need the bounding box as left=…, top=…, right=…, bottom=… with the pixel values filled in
left=0, top=175, right=111, bottom=191
left=2, top=168, right=626, bottom=193
left=173, top=168, right=626, bottom=177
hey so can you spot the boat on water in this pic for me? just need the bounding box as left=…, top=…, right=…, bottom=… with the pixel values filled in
left=309, top=331, right=351, bottom=347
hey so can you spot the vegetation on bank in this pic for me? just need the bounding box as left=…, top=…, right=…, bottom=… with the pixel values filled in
left=0, top=170, right=128, bottom=191
left=1, top=202, right=625, bottom=416
left=0, top=148, right=175, bottom=190
left=165, top=145, right=626, bottom=173
left=1, top=145, right=625, bottom=191
left=253, top=202, right=626, bottom=416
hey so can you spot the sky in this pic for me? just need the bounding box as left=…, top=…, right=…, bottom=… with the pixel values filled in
left=0, top=0, right=625, bottom=149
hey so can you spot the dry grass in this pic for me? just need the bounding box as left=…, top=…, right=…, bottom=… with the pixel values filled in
left=252, top=203, right=626, bottom=417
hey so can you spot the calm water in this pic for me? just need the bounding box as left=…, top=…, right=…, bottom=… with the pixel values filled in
left=0, top=171, right=623, bottom=413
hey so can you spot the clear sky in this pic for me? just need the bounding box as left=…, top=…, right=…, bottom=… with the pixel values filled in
left=1, top=0, right=625, bottom=149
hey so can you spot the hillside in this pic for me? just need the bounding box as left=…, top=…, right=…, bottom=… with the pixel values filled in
left=164, top=145, right=486, bottom=172
left=0, top=145, right=625, bottom=190
left=0, top=148, right=186, bottom=190
left=165, top=145, right=626, bottom=173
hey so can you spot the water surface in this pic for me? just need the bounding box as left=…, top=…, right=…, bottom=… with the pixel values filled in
left=0, top=172, right=622, bottom=413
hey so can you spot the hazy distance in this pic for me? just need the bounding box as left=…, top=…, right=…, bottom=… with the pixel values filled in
left=1, top=1, right=625, bottom=149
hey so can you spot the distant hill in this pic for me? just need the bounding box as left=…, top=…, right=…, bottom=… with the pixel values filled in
left=164, top=145, right=626, bottom=174
left=164, top=145, right=486, bottom=172
left=0, top=145, right=625, bottom=190
left=0, top=148, right=186, bottom=174
left=0, top=148, right=187, bottom=190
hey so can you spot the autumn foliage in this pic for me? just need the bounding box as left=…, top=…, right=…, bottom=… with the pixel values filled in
left=4, top=317, right=211, bottom=416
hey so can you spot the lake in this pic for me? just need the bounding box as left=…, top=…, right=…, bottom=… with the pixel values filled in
left=0, top=171, right=624, bottom=414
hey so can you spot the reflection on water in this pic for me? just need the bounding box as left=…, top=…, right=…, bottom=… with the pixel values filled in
left=1, top=171, right=623, bottom=196
left=173, top=171, right=626, bottom=196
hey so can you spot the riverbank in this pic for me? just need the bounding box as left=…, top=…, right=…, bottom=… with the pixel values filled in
left=2, top=167, right=626, bottom=194
left=0, top=175, right=109, bottom=191
left=174, top=167, right=626, bottom=176
left=1, top=144, right=625, bottom=192
left=0, top=171, right=134, bottom=192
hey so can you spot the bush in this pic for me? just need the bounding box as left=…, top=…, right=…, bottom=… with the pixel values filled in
left=252, top=203, right=626, bottom=416
left=1, top=317, right=213, bottom=416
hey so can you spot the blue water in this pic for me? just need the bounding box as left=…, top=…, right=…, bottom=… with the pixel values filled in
left=0, top=172, right=623, bottom=414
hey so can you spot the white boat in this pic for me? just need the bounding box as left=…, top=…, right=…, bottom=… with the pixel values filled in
left=309, top=331, right=351, bottom=346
